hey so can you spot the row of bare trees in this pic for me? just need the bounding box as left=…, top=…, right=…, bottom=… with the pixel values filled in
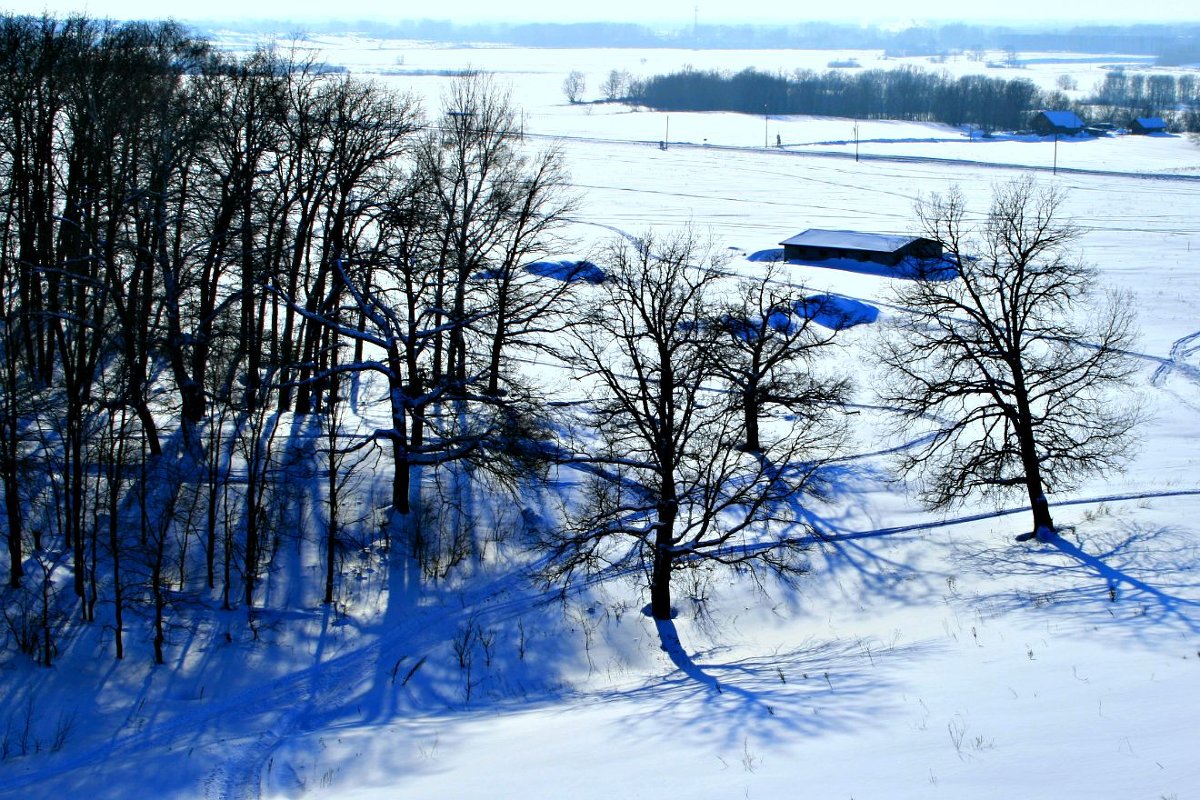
left=0, top=14, right=859, bottom=654
left=0, top=15, right=584, bottom=663
left=1088, top=70, right=1200, bottom=128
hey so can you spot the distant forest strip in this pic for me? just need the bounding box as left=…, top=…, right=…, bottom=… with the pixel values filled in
left=626, top=67, right=1200, bottom=133
left=628, top=67, right=1039, bottom=132
left=216, top=18, right=1200, bottom=62
left=1090, top=70, right=1200, bottom=129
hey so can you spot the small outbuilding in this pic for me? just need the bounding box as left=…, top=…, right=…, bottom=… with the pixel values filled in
left=1031, top=110, right=1086, bottom=136
left=1130, top=117, right=1168, bottom=135
left=779, top=229, right=942, bottom=267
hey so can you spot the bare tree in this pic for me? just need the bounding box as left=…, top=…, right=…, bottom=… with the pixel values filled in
left=473, top=144, right=580, bottom=396
left=277, top=72, right=574, bottom=556
left=291, top=75, right=421, bottom=415
left=0, top=15, right=69, bottom=586
left=600, top=69, right=631, bottom=101
left=129, top=432, right=183, bottom=664
left=294, top=205, right=557, bottom=531
left=710, top=262, right=851, bottom=453
left=875, top=177, right=1141, bottom=541
left=562, top=70, right=586, bottom=104
left=233, top=388, right=284, bottom=610
left=548, top=232, right=817, bottom=621
left=319, top=347, right=346, bottom=605
left=159, top=46, right=289, bottom=431
left=419, top=71, right=530, bottom=389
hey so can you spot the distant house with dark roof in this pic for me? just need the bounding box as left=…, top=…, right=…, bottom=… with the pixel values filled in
left=1031, top=110, right=1086, bottom=136
left=1130, top=117, right=1168, bottom=135
left=779, top=229, right=942, bottom=267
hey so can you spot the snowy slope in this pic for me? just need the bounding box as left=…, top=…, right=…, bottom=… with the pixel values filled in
left=2, top=37, right=1199, bottom=800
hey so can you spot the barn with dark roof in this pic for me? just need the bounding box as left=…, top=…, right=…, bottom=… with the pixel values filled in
left=1031, top=110, right=1086, bottom=136
left=779, top=229, right=942, bottom=267
left=1131, top=117, right=1167, bottom=135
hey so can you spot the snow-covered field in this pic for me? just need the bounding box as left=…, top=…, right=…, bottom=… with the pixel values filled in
left=3, top=37, right=1199, bottom=800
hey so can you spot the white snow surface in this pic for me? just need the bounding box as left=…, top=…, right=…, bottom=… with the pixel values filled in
left=3, top=37, right=1200, bottom=800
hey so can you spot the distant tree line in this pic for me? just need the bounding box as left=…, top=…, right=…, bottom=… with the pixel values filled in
left=204, top=17, right=1200, bottom=60
left=625, top=65, right=1200, bottom=134
left=628, top=67, right=1042, bottom=133
left=1083, top=70, right=1200, bottom=131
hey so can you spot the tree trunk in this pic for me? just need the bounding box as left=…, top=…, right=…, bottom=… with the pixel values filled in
left=133, top=400, right=162, bottom=457
left=386, top=355, right=413, bottom=517
left=324, top=513, right=337, bottom=606
left=180, top=383, right=207, bottom=428
left=40, top=565, right=54, bottom=667
left=650, top=502, right=677, bottom=620
left=4, top=469, right=22, bottom=588
left=649, top=543, right=674, bottom=621
left=3, top=351, right=24, bottom=587
left=487, top=326, right=505, bottom=396
left=1027, top=486, right=1056, bottom=540
left=152, top=529, right=166, bottom=665
left=244, top=477, right=260, bottom=609
left=324, top=353, right=341, bottom=606
left=68, top=419, right=86, bottom=601
left=222, top=516, right=234, bottom=612
left=107, top=431, right=125, bottom=659
left=1014, top=384, right=1056, bottom=540
left=743, top=387, right=761, bottom=452
left=205, top=472, right=219, bottom=590
left=392, top=442, right=411, bottom=517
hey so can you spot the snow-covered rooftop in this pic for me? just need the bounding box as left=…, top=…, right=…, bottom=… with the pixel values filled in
left=1134, top=116, right=1167, bottom=128
left=780, top=228, right=924, bottom=253
left=1037, top=110, right=1086, bottom=129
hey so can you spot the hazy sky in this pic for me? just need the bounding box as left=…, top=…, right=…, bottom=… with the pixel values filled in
left=5, top=0, right=1198, bottom=26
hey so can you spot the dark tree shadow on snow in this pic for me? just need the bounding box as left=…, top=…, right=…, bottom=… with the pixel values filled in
left=751, top=460, right=951, bottom=613
left=584, top=617, right=941, bottom=751
left=951, top=521, right=1200, bottom=638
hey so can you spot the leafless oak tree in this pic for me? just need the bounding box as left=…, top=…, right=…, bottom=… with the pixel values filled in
left=710, top=262, right=851, bottom=453
left=549, top=232, right=823, bottom=620
left=875, top=177, right=1141, bottom=541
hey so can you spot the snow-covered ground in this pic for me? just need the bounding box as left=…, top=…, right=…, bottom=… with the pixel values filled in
left=2, top=36, right=1199, bottom=800
left=234, top=34, right=1200, bottom=176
